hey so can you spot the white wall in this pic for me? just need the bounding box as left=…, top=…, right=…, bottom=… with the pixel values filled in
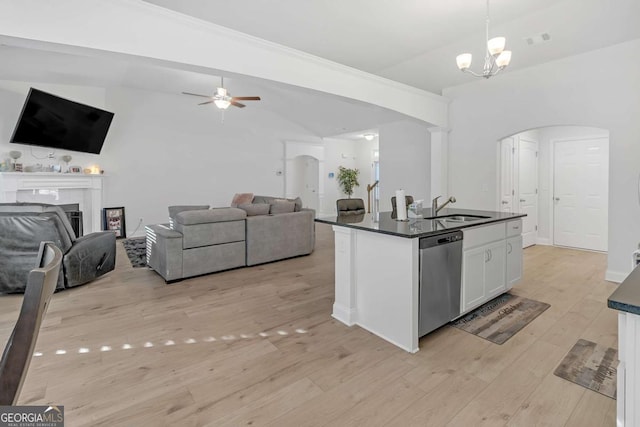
left=443, top=39, right=640, bottom=281
left=102, top=87, right=309, bottom=232
left=0, top=81, right=326, bottom=235
left=379, top=120, right=431, bottom=212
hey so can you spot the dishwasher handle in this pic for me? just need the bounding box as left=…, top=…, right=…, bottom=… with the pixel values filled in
left=419, top=231, right=463, bottom=249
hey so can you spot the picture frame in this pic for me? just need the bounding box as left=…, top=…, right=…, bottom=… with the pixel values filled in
left=69, top=166, right=82, bottom=174
left=103, top=207, right=126, bottom=238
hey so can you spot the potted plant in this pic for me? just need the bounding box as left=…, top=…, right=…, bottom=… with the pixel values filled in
left=337, top=166, right=360, bottom=198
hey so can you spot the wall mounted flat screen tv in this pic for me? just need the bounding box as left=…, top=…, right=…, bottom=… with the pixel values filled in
left=10, top=88, right=115, bottom=154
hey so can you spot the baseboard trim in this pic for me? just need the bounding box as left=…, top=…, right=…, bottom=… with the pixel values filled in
left=536, top=238, right=551, bottom=246
left=332, top=303, right=357, bottom=326
left=605, top=270, right=629, bottom=284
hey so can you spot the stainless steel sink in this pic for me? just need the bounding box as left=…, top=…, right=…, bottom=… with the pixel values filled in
left=428, top=214, right=490, bottom=222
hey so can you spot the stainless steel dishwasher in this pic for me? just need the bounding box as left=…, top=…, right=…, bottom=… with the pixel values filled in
left=419, top=230, right=463, bottom=337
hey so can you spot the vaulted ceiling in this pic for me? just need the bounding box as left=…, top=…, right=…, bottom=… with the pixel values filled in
left=144, top=0, right=640, bottom=93
left=1, top=0, right=639, bottom=139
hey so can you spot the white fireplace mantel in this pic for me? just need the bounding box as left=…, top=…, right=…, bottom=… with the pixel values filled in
left=0, top=172, right=105, bottom=233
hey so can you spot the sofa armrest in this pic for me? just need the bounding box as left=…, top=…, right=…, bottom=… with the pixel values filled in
left=63, top=231, right=116, bottom=288
left=146, top=224, right=183, bottom=282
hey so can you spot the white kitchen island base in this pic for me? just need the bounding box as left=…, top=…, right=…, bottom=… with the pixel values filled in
left=320, top=208, right=526, bottom=353
left=332, top=225, right=420, bottom=352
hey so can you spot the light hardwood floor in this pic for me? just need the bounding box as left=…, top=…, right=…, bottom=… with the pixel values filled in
left=0, top=224, right=618, bottom=426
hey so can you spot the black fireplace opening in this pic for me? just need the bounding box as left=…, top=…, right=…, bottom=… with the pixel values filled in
left=57, top=203, right=83, bottom=237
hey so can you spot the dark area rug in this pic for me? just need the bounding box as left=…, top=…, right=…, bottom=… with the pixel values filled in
left=451, top=293, right=550, bottom=344
left=554, top=338, right=617, bottom=399
left=122, top=237, right=147, bottom=268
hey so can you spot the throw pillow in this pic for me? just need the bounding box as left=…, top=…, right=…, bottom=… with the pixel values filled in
left=231, top=192, right=254, bottom=207
left=270, top=200, right=296, bottom=214
left=293, top=197, right=303, bottom=212
left=238, top=203, right=270, bottom=216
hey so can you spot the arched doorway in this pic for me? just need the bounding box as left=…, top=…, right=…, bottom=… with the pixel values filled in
left=283, top=141, right=324, bottom=215
left=499, top=125, right=609, bottom=252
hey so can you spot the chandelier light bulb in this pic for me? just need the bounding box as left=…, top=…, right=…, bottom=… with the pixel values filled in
left=487, top=37, right=506, bottom=55
left=456, top=53, right=473, bottom=70
left=496, top=50, right=512, bottom=67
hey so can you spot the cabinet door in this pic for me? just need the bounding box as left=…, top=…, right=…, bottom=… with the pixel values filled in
left=485, top=240, right=506, bottom=299
left=506, top=235, right=523, bottom=290
left=462, top=246, right=487, bottom=313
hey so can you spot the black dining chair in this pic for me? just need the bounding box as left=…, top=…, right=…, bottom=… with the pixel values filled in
left=0, top=242, right=62, bottom=405
left=336, top=198, right=366, bottom=216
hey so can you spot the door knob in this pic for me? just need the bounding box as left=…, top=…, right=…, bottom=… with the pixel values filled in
left=501, top=201, right=509, bottom=205
left=519, top=199, right=525, bottom=202
left=554, top=197, right=560, bottom=201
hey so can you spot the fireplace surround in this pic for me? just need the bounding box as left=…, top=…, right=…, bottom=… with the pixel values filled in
left=0, top=172, right=104, bottom=233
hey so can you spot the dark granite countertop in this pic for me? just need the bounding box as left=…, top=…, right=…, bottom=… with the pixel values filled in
left=315, top=208, right=526, bottom=239
left=608, top=265, right=640, bottom=315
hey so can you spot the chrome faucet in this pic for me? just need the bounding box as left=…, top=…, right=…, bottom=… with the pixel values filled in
left=432, top=195, right=456, bottom=215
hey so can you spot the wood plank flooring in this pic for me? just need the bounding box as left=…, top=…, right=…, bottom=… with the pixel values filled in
left=0, top=224, right=618, bottom=426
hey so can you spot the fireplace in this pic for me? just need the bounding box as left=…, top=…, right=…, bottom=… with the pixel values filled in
left=57, top=203, right=84, bottom=237
left=0, top=172, right=104, bottom=233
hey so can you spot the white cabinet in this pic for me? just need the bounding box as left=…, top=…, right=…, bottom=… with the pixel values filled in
left=461, top=220, right=522, bottom=315
left=461, top=223, right=506, bottom=313
left=506, top=235, right=523, bottom=290
left=462, top=246, right=488, bottom=310
left=485, top=240, right=507, bottom=299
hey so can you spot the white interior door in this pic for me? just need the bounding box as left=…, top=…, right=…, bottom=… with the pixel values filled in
left=553, top=138, right=608, bottom=251
left=499, top=137, right=515, bottom=212
left=519, top=139, right=538, bottom=248
left=301, top=156, right=319, bottom=211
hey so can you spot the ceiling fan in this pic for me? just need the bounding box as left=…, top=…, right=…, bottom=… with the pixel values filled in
left=182, top=77, right=261, bottom=109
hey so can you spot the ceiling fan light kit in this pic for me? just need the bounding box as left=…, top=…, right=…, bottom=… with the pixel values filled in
left=456, top=0, right=512, bottom=79
left=182, top=77, right=261, bottom=110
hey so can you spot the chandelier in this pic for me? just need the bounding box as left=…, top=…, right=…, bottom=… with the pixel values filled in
left=456, top=0, right=512, bottom=78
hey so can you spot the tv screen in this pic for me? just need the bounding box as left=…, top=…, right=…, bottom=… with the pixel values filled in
left=10, top=88, right=114, bottom=154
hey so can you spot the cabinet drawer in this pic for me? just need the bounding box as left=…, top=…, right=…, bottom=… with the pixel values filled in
left=506, top=219, right=522, bottom=237
left=462, top=223, right=505, bottom=249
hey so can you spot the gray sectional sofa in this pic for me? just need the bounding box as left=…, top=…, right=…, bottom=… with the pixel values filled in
left=146, top=196, right=315, bottom=282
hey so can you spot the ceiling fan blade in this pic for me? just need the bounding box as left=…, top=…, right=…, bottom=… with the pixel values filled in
left=182, top=92, right=213, bottom=98
left=198, top=100, right=214, bottom=106
left=230, top=101, right=246, bottom=108
left=232, top=96, right=261, bottom=101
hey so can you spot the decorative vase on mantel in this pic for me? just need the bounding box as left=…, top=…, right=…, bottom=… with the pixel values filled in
left=9, top=151, right=21, bottom=171
left=61, top=155, right=72, bottom=173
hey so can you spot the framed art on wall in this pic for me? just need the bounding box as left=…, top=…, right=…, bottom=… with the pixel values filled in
left=103, top=207, right=126, bottom=238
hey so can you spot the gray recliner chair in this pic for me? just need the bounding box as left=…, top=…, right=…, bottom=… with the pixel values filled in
left=0, top=203, right=116, bottom=293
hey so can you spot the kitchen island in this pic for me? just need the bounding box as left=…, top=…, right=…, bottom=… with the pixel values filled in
left=316, top=208, right=526, bottom=353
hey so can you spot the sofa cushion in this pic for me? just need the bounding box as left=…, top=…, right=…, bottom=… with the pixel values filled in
left=238, top=203, right=270, bottom=216
left=175, top=207, right=246, bottom=225
left=253, top=195, right=303, bottom=212
left=231, top=193, right=254, bottom=207
left=270, top=200, right=296, bottom=214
